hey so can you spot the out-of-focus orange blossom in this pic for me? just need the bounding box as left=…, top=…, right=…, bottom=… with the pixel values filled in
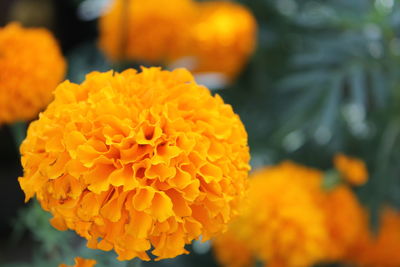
left=214, top=162, right=330, bottom=267
left=212, top=226, right=255, bottom=267
left=0, top=22, right=66, bottom=124
left=214, top=159, right=372, bottom=267
left=346, top=208, right=400, bottom=267
left=323, top=185, right=369, bottom=261
left=334, top=153, right=368, bottom=186
left=98, top=0, right=257, bottom=82
left=99, top=0, right=197, bottom=63
left=186, top=1, right=257, bottom=80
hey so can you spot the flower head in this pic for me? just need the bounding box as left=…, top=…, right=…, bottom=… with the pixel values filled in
left=348, top=208, right=400, bottom=267
left=334, top=153, right=368, bottom=186
left=213, top=227, right=255, bottom=267
left=0, top=22, right=66, bottom=124
left=99, top=0, right=197, bottom=63
left=59, top=257, right=96, bottom=267
left=368, top=208, right=400, bottom=267
left=184, top=1, right=257, bottom=80
left=227, top=162, right=330, bottom=267
left=18, top=67, right=250, bottom=261
left=324, top=185, right=369, bottom=261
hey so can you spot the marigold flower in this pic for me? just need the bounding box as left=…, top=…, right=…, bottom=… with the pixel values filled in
left=334, top=153, right=368, bottom=186
left=18, top=67, right=250, bottom=261
left=342, top=227, right=373, bottom=267
left=323, top=185, right=369, bottom=261
left=185, top=1, right=257, bottom=80
left=59, top=257, right=96, bottom=267
left=348, top=208, right=400, bottom=267
left=0, top=22, right=66, bottom=124
left=99, top=0, right=197, bottom=63
left=225, top=162, right=330, bottom=267
left=213, top=227, right=255, bottom=267
left=368, top=208, right=400, bottom=267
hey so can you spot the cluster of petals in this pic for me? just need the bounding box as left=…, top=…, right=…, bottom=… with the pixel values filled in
left=212, top=227, right=255, bottom=267
left=334, top=153, right=368, bottom=186
left=99, top=0, right=197, bottom=63
left=346, top=208, right=400, bottom=267
left=323, top=185, right=369, bottom=261
left=213, top=161, right=369, bottom=267
left=59, top=257, right=96, bottom=267
left=98, top=0, right=257, bottom=80
left=0, top=22, right=66, bottom=124
left=214, top=162, right=330, bottom=267
left=18, top=67, right=250, bottom=261
left=187, top=1, right=257, bottom=79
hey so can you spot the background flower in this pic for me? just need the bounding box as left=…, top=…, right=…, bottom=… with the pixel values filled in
left=323, top=185, right=369, bottom=261
left=98, top=0, right=257, bottom=85
left=99, top=0, right=197, bottom=63
left=212, top=227, right=255, bottom=267
left=184, top=1, right=257, bottom=80
left=347, top=208, right=400, bottom=267
left=214, top=161, right=370, bottom=267
left=0, top=22, right=66, bottom=124
left=226, top=162, right=330, bottom=267
left=18, top=67, right=250, bottom=261
left=334, top=154, right=368, bottom=186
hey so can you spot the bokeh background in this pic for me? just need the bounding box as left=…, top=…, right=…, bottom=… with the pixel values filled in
left=1, top=0, right=400, bottom=266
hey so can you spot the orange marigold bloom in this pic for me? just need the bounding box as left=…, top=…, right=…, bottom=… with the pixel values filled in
left=18, top=67, right=250, bottom=261
left=213, top=227, right=255, bottom=267
left=334, top=153, right=368, bottom=186
left=0, top=22, right=66, bottom=124
left=343, top=226, right=373, bottom=267
left=368, top=208, right=400, bottom=267
left=323, top=185, right=369, bottom=261
left=99, top=0, right=197, bottom=63
left=185, top=1, right=257, bottom=80
left=226, top=162, right=330, bottom=267
left=59, top=257, right=96, bottom=267
left=349, top=208, right=400, bottom=267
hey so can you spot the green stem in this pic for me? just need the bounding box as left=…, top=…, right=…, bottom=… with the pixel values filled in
left=9, top=121, right=27, bottom=152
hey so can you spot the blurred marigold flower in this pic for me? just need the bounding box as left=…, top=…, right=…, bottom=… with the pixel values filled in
left=99, top=0, right=197, bottom=63
left=98, top=0, right=257, bottom=84
left=323, top=185, right=369, bottom=261
left=334, top=153, right=368, bottom=186
left=0, top=22, right=66, bottom=124
left=215, top=162, right=330, bottom=267
left=184, top=1, right=257, bottom=80
left=348, top=208, right=400, bottom=267
left=214, top=161, right=370, bottom=267
left=213, top=227, right=255, bottom=267
left=367, top=208, right=400, bottom=267
left=59, top=257, right=96, bottom=267
left=18, top=67, right=250, bottom=261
